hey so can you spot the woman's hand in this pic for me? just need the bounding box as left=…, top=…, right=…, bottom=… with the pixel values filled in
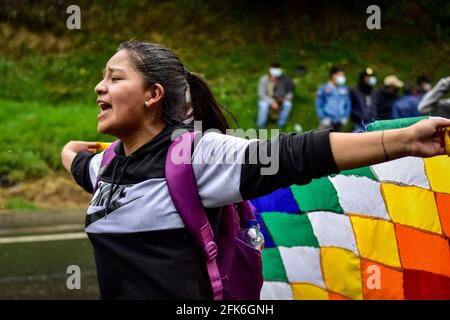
left=330, top=117, right=450, bottom=171
left=61, top=141, right=99, bottom=173
left=405, top=118, right=450, bottom=158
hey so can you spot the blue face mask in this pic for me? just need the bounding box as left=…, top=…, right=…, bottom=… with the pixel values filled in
left=336, top=75, right=346, bottom=86
left=369, top=76, right=377, bottom=86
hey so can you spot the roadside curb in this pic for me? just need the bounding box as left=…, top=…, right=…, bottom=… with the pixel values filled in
left=0, top=209, right=85, bottom=236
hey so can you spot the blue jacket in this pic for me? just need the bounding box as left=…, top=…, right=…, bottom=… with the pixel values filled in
left=391, top=95, right=423, bottom=119
left=316, top=82, right=351, bottom=122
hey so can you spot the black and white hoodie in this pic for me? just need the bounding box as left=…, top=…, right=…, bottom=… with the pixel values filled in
left=71, top=124, right=339, bottom=299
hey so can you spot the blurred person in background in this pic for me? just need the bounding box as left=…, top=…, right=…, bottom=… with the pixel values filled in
left=315, top=67, right=351, bottom=132
left=391, top=82, right=422, bottom=119
left=418, top=76, right=450, bottom=118
left=416, top=74, right=433, bottom=95
left=257, top=62, right=295, bottom=129
left=374, top=75, right=403, bottom=120
left=350, top=68, right=378, bottom=132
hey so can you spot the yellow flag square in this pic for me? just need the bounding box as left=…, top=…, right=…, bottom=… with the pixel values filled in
left=291, top=283, right=329, bottom=300
left=351, top=216, right=401, bottom=268
left=382, top=183, right=442, bottom=234
left=424, top=156, right=450, bottom=193
left=321, top=247, right=363, bottom=300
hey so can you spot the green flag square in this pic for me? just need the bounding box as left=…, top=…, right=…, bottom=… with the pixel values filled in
left=261, top=212, right=319, bottom=248
left=261, top=247, right=288, bottom=282
left=290, top=177, right=343, bottom=214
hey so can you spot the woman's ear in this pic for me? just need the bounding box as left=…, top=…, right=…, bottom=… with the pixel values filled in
left=145, top=83, right=165, bottom=107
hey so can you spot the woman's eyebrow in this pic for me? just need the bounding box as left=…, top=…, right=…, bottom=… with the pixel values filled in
left=102, top=66, right=125, bottom=76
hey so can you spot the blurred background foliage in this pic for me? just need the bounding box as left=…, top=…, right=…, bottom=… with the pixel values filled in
left=0, top=0, right=449, bottom=185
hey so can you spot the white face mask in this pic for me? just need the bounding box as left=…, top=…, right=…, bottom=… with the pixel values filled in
left=269, top=68, right=283, bottom=78
left=336, top=75, right=346, bottom=86
left=369, top=76, right=377, bottom=86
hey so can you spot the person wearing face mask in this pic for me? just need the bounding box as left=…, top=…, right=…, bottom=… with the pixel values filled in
left=350, top=68, right=378, bottom=132
left=418, top=76, right=450, bottom=119
left=391, top=82, right=423, bottom=119
left=315, top=67, right=351, bottom=132
left=373, top=75, right=404, bottom=120
left=257, top=62, right=295, bottom=128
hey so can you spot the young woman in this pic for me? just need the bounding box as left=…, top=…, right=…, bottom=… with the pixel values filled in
left=61, top=41, right=450, bottom=299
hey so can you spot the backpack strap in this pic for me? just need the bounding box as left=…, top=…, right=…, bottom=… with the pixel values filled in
left=165, top=131, right=224, bottom=300
left=93, top=140, right=120, bottom=194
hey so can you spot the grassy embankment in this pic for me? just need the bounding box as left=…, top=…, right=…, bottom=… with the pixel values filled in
left=1, top=1, right=449, bottom=208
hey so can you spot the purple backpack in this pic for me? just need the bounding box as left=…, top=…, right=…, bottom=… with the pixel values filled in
left=94, top=131, right=263, bottom=300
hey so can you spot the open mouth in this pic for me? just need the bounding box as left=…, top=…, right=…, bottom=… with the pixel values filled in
left=97, top=100, right=112, bottom=120
left=98, top=101, right=112, bottom=110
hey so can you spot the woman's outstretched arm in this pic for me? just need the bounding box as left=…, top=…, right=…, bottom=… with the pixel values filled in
left=61, top=141, right=98, bottom=173
left=330, top=118, right=450, bottom=171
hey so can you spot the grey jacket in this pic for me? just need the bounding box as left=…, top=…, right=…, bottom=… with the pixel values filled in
left=258, top=74, right=294, bottom=104
left=418, top=77, right=450, bottom=118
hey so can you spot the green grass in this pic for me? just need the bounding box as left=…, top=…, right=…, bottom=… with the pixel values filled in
left=1, top=35, right=449, bottom=184
left=0, top=99, right=112, bottom=183
left=5, top=197, right=39, bottom=210
left=0, top=1, right=449, bottom=184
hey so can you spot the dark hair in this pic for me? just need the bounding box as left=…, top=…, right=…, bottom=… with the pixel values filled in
left=270, top=62, right=281, bottom=68
left=329, top=66, right=343, bottom=78
left=416, top=74, right=432, bottom=85
left=295, top=65, right=306, bottom=76
left=118, top=40, right=234, bottom=133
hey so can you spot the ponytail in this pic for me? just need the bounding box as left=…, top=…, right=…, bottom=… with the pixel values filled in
left=187, top=72, right=237, bottom=133
left=118, top=41, right=236, bottom=133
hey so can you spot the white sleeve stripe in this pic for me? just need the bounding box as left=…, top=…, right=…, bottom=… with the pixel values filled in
left=88, top=151, right=104, bottom=188
left=192, top=132, right=253, bottom=208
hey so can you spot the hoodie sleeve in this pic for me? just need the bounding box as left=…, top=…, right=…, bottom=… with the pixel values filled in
left=418, top=77, right=450, bottom=113
left=71, top=151, right=104, bottom=193
left=344, top=91, right=351, bottom=118
left=315, top=85, right=326, bottom=120
left=191, top=130, right=339, bottom=208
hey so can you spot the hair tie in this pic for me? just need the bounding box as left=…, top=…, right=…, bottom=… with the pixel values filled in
left=185, top=82, right=192, bottom=104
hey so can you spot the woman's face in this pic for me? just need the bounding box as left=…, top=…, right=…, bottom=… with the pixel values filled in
left=95, top=49, right=150, bottom=136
